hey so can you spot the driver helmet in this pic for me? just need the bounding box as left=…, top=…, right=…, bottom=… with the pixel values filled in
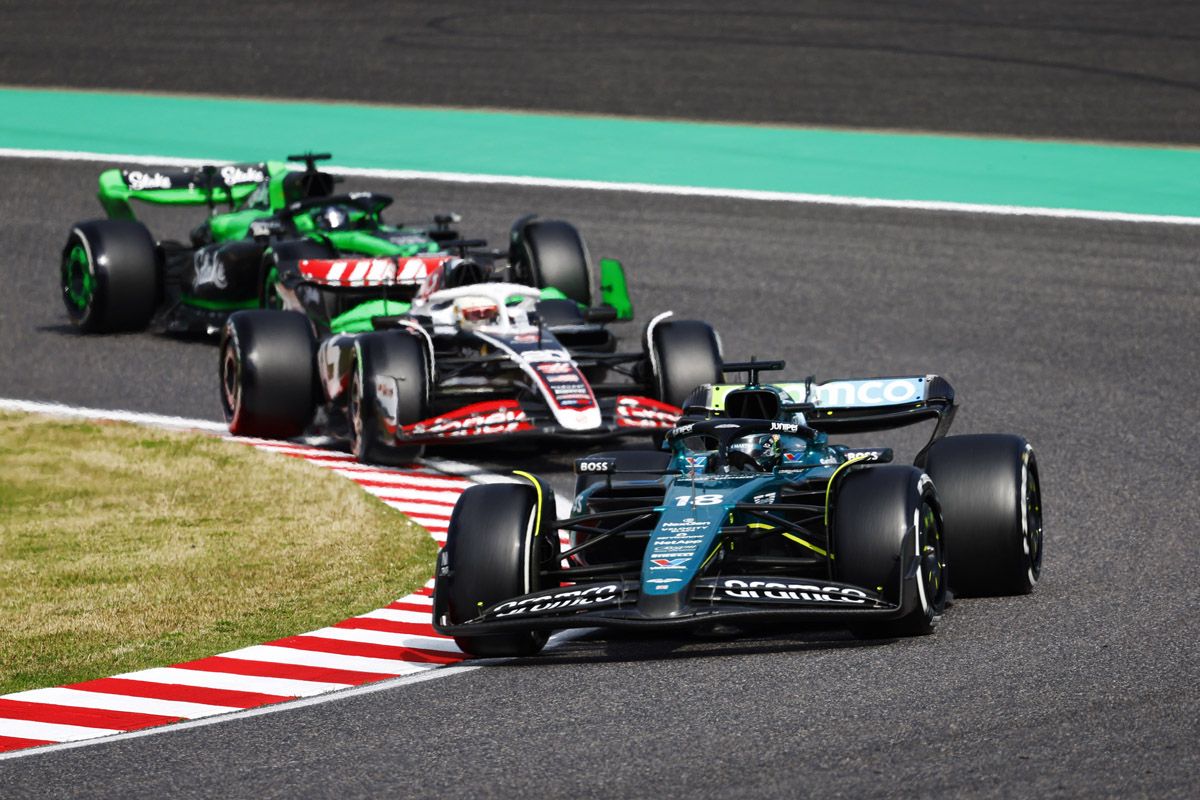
left=317, top=205, right=352, bottom=231
left=729, top=433, right=781, bottom=470
left=454, top=296, right=500, bottom=329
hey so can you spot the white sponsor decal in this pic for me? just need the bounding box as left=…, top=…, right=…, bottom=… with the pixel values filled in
left=492, top=583, right=619, bottom=617
left=521, top=349, right=572, bottom=363
left=814, top=378, right=924, bottom=407
left=843, top=449, right=889, bottom=462
left=413, top=407, right=527, bottom=437
left=536, top=362, right=574, bottom=374
left=673, top=494, right=723, bottom=506
left=126, top=170, right=172, bottom=190
left=192, top=249, right=227, bottom=289
left=220, top=165, right=266, bottom=185
left=721, top=579, right=868, bottom=604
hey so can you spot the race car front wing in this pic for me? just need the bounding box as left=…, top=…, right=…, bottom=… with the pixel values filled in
left=433, top=576, right=907, bottom=636
left=387, top=395, right=680, bottom=445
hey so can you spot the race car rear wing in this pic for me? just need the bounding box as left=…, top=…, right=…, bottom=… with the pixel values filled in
left=778, top=374, right=958, bottom=463
left=97, top=161, right=283, bottom=220
left=779, top=375, right=956, bottom=435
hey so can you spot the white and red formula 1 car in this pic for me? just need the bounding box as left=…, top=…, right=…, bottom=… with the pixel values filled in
left=219, top=253, right=723, bottom=464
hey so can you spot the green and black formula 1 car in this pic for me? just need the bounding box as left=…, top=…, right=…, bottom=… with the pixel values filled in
left=60, top=153, right=632, bottom=335
left=433, top=361, right=1044, bottom=657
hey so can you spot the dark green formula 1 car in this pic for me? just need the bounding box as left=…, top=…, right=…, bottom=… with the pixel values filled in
left=434, top=361, right=1044, bottom=657
left=60, top=153, right=632, bottom=335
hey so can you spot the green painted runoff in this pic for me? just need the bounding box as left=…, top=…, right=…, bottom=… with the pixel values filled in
left=2, top=87, right=1197, bottom=217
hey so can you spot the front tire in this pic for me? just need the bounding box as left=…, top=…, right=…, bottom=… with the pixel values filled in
left=220, top=310, right=317, bottom=438
left=434, top=480, right=558, bottom=658
left=61, top=220, right=159, bottom=332
left=833, top=465, right=946, bottom=638
left=924, top=434, right=1043, bottom=596
left=348, top=332, right=429, bottom=466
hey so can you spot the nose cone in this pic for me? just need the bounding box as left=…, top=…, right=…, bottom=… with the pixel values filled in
left=636, top=588, right=689, bottom=618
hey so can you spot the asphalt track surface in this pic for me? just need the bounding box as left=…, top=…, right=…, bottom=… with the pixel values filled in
left=2, top=156, right=1198, bottom=797
left=2, top=3, right=1199, bottom=798
left=2, top=1, right=1199, bottom=144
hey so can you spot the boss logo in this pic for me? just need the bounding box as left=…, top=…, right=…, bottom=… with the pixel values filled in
left=575, top=458, right=616, bottom=474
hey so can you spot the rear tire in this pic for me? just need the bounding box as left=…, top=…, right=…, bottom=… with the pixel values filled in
left=514, top=219, right=592, bottom=306
left=220, top=310, right=316, bottom=438
left=62, top=220, right=159, bottom=332
left=833, top=465, right=946, bottom=638
left=434, top=481, right=558, bottom=658
left=348, top=332, right=429, bottom=466
left=647, top=320, right=723, bottom=408
left=924, top=434, right=1043, bottom=596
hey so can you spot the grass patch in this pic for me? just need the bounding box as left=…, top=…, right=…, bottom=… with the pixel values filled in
left=0, top=412, right=437, bottom=695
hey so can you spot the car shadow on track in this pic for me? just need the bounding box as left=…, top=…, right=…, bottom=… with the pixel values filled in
left=497, top=624, right=891, bottom=667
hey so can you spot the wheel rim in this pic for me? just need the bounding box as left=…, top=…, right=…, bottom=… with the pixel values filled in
left=1024, top=465, right=1044, bottom=585
left=919, top=501, right=947, bottom=615
left=220, top=343, right=241, bottom=422
left=62, top=243, right=95, bottom=318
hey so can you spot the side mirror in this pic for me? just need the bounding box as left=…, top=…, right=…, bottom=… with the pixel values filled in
left=584, top=305, right=618, bottom=324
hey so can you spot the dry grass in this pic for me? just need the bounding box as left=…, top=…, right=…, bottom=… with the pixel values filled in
left=0, top=412, right=436, bottom=694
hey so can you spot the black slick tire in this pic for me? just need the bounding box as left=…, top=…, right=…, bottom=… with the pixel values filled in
left=516, top=219, right=592, bottom=306
left=648, top=320, right=723, bottom=408
left=833, top=465, right=946, bottom=638
left=924, top=434, right=1043, bottom=596
left=435, top=480, right=557, bottom=658
left=348, top=332, right=429, bottom=466
left=61, top=220, right=159, bottom=332
left=220, top=310, right=317, bottom=438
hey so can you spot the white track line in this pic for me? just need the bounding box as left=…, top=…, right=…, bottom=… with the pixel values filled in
left=1, top=146, right=1196, bottom=226
left=0, top=398, right=226, bottom=432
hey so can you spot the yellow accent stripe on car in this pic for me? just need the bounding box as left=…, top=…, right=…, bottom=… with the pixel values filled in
left=824, top=455, right=872, bottom=527
left=512, top=470, right=543, bottom=535
left=782, top=532, right=829, bottom=558
left=748, top=522, right=830, bottom=558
